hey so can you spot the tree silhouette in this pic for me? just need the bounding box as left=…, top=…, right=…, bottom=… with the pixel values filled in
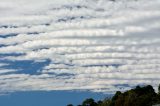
left=158, top=84, right=160, bottom=94
left=67, top=104, right=73, bottom=106
left=82, top=98, right=98, bottom=106
left=68, top=85, right=160, bottom=106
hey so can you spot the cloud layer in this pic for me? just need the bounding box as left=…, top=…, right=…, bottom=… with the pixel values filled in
left=0, top=0, right=160, bottom=94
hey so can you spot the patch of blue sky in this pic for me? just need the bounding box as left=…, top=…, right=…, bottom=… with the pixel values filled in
left=0, top=91, right=108, bottom=106
left=0, top=57, right=51, bottom=75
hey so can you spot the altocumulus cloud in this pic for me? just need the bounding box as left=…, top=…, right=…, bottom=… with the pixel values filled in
left=0, top=0, right=160, bottom=94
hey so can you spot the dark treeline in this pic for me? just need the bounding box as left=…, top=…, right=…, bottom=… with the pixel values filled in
left=67, top=85, right=160, bottom=106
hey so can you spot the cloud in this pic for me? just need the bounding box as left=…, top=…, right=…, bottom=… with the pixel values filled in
left=0, top=0, right=160, bottom=94
left=0, top=69, right=17, bottom=74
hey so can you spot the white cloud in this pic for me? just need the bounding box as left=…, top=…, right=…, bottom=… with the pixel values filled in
left=0, top=0, right=160, bottom=94
left=0, top=69, right=17, bottom=74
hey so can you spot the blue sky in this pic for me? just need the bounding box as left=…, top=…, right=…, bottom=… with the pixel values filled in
left=0, top=0, right=160, bottom=105
left=0, top=91, right=107, bottom=106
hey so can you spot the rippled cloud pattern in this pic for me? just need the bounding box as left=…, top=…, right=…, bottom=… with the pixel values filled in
left=0, top=0, right=160, bottom=94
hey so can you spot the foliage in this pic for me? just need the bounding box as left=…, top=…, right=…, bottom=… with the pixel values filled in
left=67, top=85, right=160, bottom=106
left=82, top=98, right=97, bottom=106
left=158, top=84, right=160, bottom=94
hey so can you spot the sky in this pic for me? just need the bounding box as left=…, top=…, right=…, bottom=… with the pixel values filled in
left=0, top=91, right=108, bottom=106
left=0, top=0, right=160, bottom=105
